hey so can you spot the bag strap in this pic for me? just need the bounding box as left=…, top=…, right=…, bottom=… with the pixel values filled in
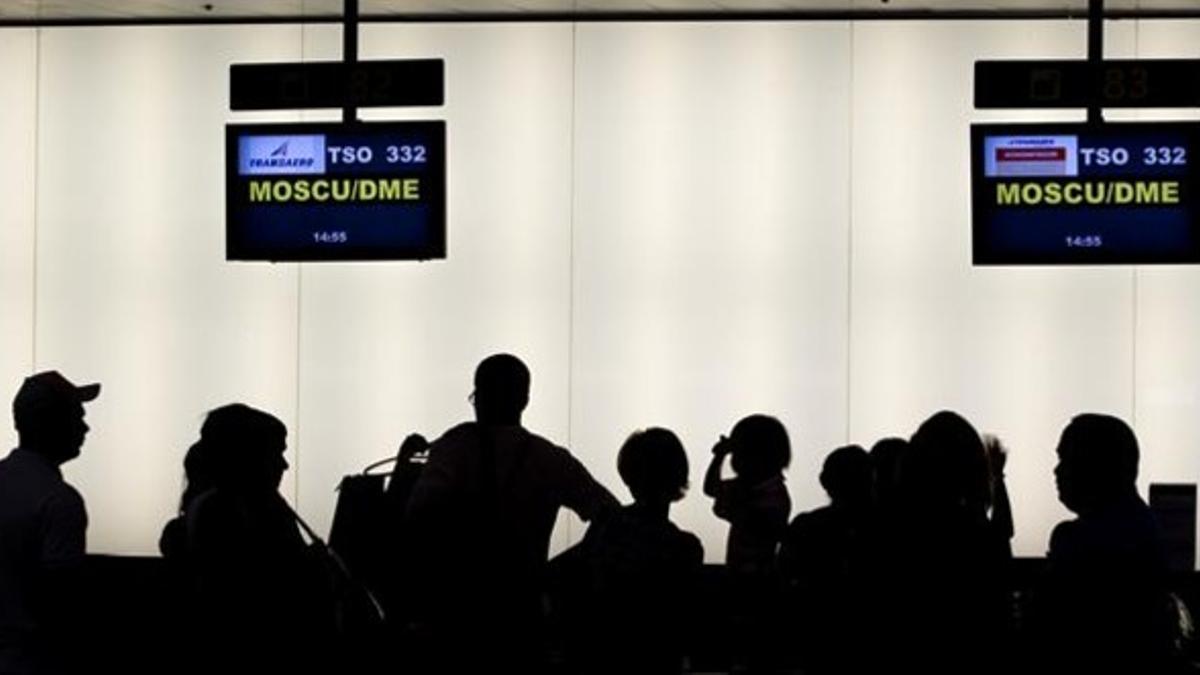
left=361, top=457, right=397, bottom=475
left=283, top=497, right=387, bottom=622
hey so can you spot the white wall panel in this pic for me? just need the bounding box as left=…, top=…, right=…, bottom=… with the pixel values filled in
left=573, top=23, right=853, bottom=562
left=851, top=20, right=1139, bottom=556
left=294, top=24, right=577, bottom=547
left=37, top=26, right=304, bottom=555
left=0, top=30, right=37, bottom=454
left=1131, top=19, right=1200, bottom=567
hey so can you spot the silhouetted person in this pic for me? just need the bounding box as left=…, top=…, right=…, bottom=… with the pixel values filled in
left=385, top=433, right=431, bottom=517
left=704, top=414, right=792, bottom=575
left=561, top=428, right=704, bottom=675
left=868, top=436, right=907, bottom=514
left=374, top=432, right=429, bottom=627
left=877, top=411, right=1011, bottom=675
left=703, top=414, right=792, bottom=673
left=405, top=354, right=618, bottom=673
left=159, top=439, right=216, bottom=561
left=173, top=404, right=333, bottom=674
left=0, top=372, right=99, bottom=675
left=982, top=434, right=1015, bottom=560
left=778, top=445, right=873, bottom=674
left=1033, top=414, right=1174, bottom=673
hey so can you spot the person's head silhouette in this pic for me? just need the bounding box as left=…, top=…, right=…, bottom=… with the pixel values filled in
left=12, top=371, right=100, bottom=466
left=1055, top=413, right=1139, bottom=515
left=907, top=410, right=989, bottom=512
left=820, top=444, right=872, bottom=509
left=728, top=414, right=791, bottom=483
left=472, top=353, right=531, bottom=426
left=618, top=427, right=690, bottom=507
left=199, top=404, right=288, bottom=494
left=870, top=437, right=908, bottom=507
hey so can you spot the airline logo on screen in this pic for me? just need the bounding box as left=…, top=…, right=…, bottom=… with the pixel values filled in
left=984, top=135, right=1079, bottom=177
left=238, top=135, right=327, bottom=176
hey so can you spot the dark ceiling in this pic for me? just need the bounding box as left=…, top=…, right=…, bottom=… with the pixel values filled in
left=2, top=1, right=1198, bottom=24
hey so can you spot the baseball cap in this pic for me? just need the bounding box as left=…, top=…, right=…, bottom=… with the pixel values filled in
left=12, top=371, right=101, bottom=427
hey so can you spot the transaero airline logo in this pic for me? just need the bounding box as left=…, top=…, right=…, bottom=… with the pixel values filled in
left=984, top=135, right=1079, bottom=178
left=239, top=135, right=326, bottom=176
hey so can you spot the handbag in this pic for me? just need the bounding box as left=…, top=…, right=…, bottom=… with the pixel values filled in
left=328, top=457, right=395, bottom=586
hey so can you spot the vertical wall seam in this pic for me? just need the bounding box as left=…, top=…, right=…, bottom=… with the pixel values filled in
left=1131, top=16, right=1140, bottom=431
left=565, top=19, right=579, bottom=547
left=1131, top=268, right=1138, bottom=428
left=844, top=20, right=855, bottom=445
left=292, top=19, right=307, bottom=508
left=30, top=27, right=42, bottom=373
left=294, top=265, right=304, bottom=507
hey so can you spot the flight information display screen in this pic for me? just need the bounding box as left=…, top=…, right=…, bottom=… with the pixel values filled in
left=971, top=122, right=1200, bottom=265
left=226, top=121, right=445, bottom=261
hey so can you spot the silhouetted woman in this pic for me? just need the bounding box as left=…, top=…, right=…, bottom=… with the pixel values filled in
left=877, top=411, right=1011, bottom=675
left=172, top=404, right=332, bottom=674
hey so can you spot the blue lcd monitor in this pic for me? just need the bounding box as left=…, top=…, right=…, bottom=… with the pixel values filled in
left=226, top=120, right=446, bottom=261
left=972, top=121, right=1200, bottom=265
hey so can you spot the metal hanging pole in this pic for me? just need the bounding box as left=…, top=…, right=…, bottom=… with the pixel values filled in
left=343, top=0, right=359, bottom=123
left=1088, top=0, right=1104, bottom=124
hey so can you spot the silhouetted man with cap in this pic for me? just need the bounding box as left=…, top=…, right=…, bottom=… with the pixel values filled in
left=406, top=353, right=617, bottom=673
left=0, top=371, right=99, bottom=675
